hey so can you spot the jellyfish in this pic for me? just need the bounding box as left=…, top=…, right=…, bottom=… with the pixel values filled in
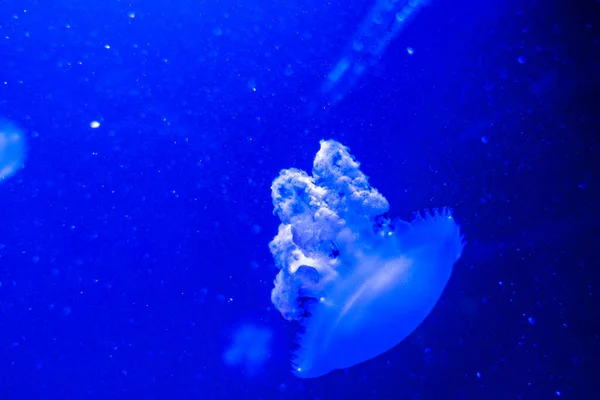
left=269, top=139, right=464, bottom=378
left=321, top=0, right=429, bottom=106
left=0, top=119, right=26, bottom=182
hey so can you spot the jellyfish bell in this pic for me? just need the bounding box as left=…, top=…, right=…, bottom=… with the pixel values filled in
left=269, top=140, right=464, bottom=378
left=0, top=119, right=26, bottom=182
left=293, top=209, right=463, bottom=378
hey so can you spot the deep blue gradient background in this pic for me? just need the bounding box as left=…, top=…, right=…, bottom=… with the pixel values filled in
left=0, top=0, right=598, bottom=399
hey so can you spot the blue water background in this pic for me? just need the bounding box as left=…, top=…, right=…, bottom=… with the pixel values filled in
left=0, top=0, right=598, bottom=399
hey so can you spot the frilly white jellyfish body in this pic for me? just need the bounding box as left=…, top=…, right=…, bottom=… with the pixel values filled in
left=269, top=140, right=464, bottom=378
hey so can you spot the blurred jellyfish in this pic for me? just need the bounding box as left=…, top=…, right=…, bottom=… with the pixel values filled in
left=223, top=324, right=272, bottom=376
left=0, top=119, right=26, bottom=182
left=269, top=140, right=464, bottom=378
left=321, top=0, right=429, bottom=106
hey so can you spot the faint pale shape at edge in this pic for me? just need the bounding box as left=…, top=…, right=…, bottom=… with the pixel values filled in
left=0, top=120, right=26, bottom=181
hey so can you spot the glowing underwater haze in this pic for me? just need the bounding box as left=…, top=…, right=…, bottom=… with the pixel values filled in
left=0, top=0, right=595, bottom=397
left=269, top=139, right=465, bottom=378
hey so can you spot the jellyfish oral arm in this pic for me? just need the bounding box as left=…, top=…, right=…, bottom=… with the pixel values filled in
left=321, top=0, right=430, bottom=106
